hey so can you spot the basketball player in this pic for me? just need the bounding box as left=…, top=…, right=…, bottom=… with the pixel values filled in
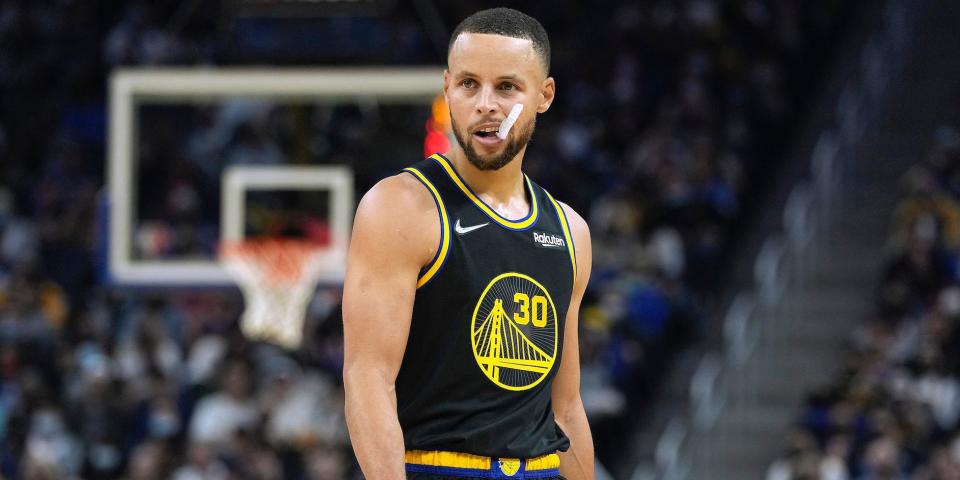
left=343, top=8, right=594, bottom=480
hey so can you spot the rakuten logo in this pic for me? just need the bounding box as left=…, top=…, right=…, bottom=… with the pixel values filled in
left=532, top=231, right=565, bottom=249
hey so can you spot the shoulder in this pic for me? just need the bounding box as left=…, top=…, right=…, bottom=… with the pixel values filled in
left=351, top=172, right=440, bottom=266
left=555, top=200, right=591, bottom=251
left=354, top=172, right=441, bottom=235
left=554, top=200, right=592, bottom=288
left=357, top=171, right=436, bottom=217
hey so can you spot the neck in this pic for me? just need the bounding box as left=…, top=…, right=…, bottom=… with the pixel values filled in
left=447, top=146, right=527, bottom=205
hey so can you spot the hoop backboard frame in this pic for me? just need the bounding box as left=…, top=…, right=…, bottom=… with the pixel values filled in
left=222, top=165, right=353, bottom=284
left=108, top=67, right=443, bottom=286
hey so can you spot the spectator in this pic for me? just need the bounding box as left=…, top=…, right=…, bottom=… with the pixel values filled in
left=125, top=440, right=172, bottom=480
left=773, top=126, right=960, bottom=480
left=170, top=442, right=228, bottom=480
left=188, top=356, right=259, bottom=449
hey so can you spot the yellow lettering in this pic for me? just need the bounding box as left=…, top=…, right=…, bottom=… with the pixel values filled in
left=532, top=295, right=548, bottom=327
left=513, top=292, right=529, bottom=325
left=513, top=293, right=548, bottom=327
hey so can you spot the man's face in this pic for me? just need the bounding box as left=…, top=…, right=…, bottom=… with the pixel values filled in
left=444, top=33, right=554, bottom=171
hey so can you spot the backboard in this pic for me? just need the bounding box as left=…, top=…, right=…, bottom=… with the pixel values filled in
left=107, top=67, right=443, bottom=286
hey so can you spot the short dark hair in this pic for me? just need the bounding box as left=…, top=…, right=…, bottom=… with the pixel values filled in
left=447, top=7, right=551, bottom=74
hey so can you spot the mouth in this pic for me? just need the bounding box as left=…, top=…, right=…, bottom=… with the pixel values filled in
left=472, top=124, right=504, bottom=146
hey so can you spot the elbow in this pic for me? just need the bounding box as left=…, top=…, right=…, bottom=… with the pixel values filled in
left=554, top=394, right=585, bottom=426
left=342, top=361, right=396, bottom=406
left=342, top=362, right=367, bottom=404
left=342, top=361, right=359, bottom=391
left=342, top=364, right=369, bottom=426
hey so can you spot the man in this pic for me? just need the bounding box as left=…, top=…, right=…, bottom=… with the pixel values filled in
left=343, top=7, right=594, bottom=480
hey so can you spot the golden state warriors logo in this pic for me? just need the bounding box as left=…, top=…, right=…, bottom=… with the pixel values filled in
left=498, top=458, right=521, bottom=476
left=471, top=272, right=558, bottom=391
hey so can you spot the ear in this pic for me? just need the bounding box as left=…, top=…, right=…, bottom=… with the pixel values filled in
left=537, top=76, right=555, bottom=114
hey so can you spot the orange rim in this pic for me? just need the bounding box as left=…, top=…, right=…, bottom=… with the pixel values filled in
left=220, top=238, right=325, bottom=283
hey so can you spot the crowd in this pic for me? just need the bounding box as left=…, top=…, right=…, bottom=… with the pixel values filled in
left=0, top=0, right=855, bottom=477
left=768, top=127, right=960, bottom=480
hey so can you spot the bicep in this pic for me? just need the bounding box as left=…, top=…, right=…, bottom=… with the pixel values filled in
left=342, top=177, right=437, bottom=384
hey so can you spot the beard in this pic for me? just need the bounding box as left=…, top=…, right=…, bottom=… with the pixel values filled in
left=450, top=114, right=536, bottom=171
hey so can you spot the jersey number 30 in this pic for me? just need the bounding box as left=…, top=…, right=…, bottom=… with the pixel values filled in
left=513, top=293, right=548, bottom=328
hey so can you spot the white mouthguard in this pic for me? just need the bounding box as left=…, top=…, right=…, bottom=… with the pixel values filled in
left=497, top=104, right=524, bottom=140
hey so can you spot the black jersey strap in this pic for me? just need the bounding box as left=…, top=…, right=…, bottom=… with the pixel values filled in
left=403, top=166, right=451, bottom=288
left=543, top=189, right=577, bottom=285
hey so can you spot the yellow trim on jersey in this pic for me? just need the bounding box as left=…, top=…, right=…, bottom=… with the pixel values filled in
left=404, top=450, right=561, bottom=471
left=431, top=154, right=539, bottom=230
left=403, top=167, right=450, bottom=288
left=545, top=191, right=578, bottom=285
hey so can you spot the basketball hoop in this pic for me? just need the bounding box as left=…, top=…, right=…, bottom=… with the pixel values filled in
left=220, top=238, right=329, bottom=349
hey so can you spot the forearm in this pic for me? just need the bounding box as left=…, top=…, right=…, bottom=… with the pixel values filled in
left=344, top=368, right=407, bottom=480
left=556, top=398, right=595, bottom=480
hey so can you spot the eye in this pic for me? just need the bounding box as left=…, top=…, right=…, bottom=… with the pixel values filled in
left=461, top=78, right=477, bottom=89
left=499, top=82, right=518, bottom=91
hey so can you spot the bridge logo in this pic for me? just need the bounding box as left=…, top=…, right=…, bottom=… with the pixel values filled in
left=471, top=272, right=558, bottom=391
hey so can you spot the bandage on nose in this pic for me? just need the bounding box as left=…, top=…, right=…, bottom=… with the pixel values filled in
left=497, top=104, right=524, bottom=140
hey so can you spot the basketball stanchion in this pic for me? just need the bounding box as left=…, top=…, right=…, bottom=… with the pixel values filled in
left=220, top=238, right=332, bottom=349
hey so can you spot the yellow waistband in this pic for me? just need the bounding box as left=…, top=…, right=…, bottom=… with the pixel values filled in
left=404, top=450, right=560, bottom=471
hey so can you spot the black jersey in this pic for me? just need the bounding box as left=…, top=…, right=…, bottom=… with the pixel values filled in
left=395, top=153, right=577, bottom=458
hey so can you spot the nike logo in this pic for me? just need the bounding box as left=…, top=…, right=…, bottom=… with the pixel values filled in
left=455, top=219, right=489, bottom=235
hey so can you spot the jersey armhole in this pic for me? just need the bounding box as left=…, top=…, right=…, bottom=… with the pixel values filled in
left=543, top=190, right=577, bottom=285
left=402, top=168, right=451, bottom=288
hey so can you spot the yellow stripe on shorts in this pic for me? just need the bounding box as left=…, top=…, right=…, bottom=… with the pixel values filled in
left=404, top=450, right=560, bottom=471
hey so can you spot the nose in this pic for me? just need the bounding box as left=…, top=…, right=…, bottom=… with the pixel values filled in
left=474, top=86, right=498, bottom=115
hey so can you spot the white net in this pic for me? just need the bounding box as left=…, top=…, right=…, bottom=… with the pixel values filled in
left=220, top=239, right=329, bottom=349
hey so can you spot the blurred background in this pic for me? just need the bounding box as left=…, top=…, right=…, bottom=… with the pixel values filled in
left=1, top=0, right=959, bottom=479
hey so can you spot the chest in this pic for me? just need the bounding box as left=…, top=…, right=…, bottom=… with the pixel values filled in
left=443, top=202, right=571, bottom=294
